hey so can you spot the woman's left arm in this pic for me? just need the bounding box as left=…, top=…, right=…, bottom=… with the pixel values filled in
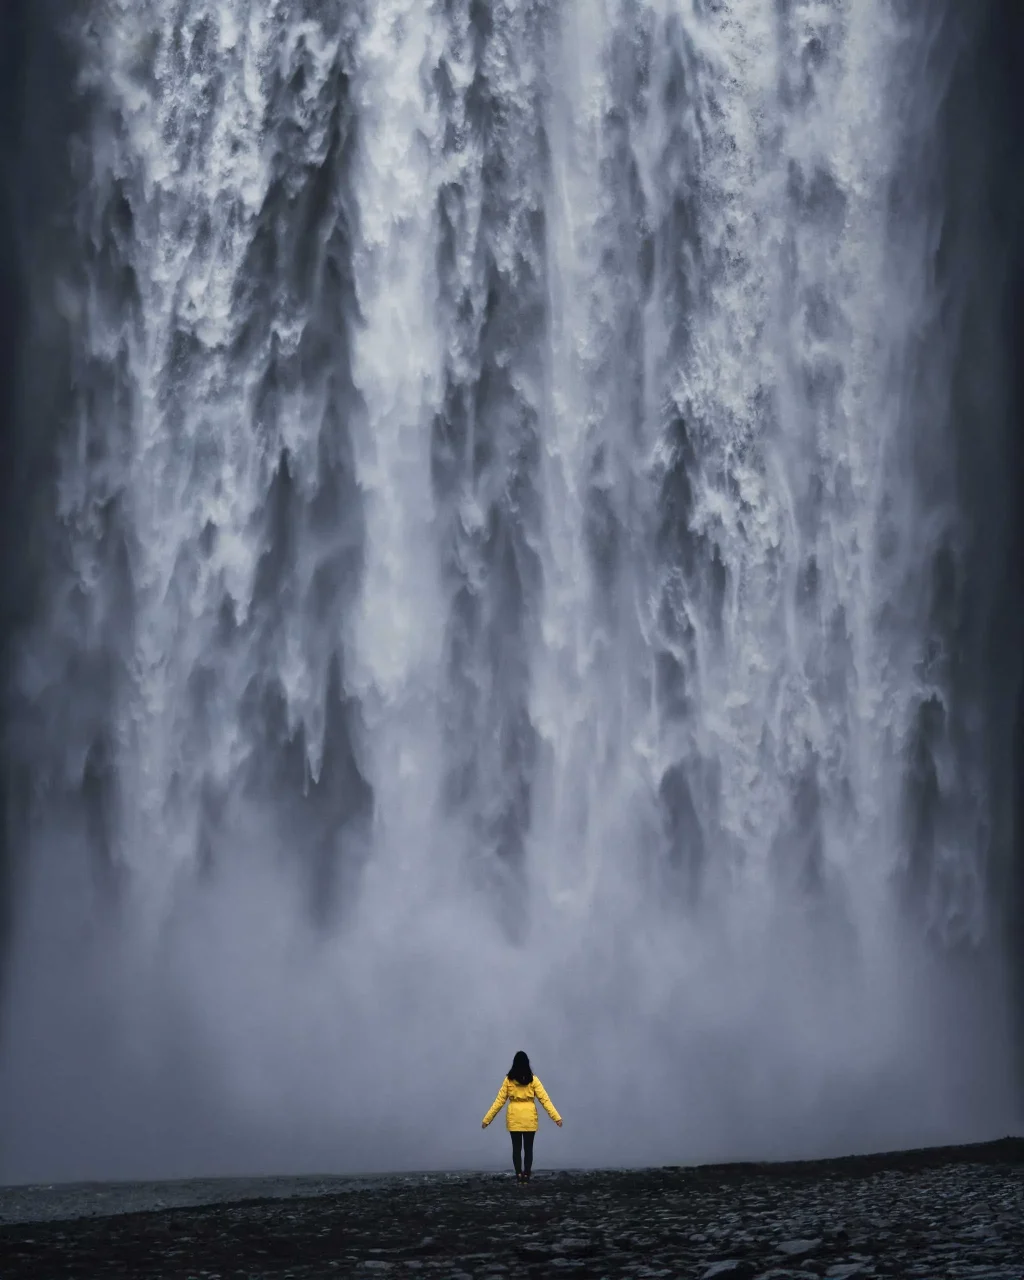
left=481, top=1079, right=509, bottom=1128
left=534, top=1078, right=562, bottom=1125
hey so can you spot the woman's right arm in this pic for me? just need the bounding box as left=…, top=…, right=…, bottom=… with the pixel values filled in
left=481, top=1079, right=509, bottom=1127
left=534, top=1078, right=562, bottom=1126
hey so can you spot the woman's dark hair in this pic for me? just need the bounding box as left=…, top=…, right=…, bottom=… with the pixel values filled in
left=507, top=1050, right=533, bottom=1086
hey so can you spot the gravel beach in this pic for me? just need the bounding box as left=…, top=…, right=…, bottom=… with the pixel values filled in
left=0, top=1138, right=1021, bottom=1278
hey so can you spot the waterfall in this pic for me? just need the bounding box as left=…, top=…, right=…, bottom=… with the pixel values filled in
left=0, top=0, right=1018, bottom=1181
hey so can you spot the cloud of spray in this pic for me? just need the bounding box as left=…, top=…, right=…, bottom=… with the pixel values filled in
left=0, top=816, right=1014, bottom=1184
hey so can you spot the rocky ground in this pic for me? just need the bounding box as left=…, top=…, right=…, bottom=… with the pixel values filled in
left=0, top=1138, right=1021, bottom=1278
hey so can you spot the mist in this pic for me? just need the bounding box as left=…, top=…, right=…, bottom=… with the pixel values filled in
left=1, top=0, right=1023, bottom=1185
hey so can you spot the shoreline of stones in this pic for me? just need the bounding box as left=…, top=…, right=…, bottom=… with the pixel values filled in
left=1, top=1136, right=1022, bottom=1278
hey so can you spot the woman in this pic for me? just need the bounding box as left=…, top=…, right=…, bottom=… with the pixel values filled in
left=481, top=1050, right=562, bottom=1183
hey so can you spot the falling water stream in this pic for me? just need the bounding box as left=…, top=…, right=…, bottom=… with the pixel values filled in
left=0, top=0, right=1018, bottom=1181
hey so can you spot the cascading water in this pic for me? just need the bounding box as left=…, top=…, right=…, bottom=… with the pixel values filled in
left=0, top=0, right=1019, bottom=1181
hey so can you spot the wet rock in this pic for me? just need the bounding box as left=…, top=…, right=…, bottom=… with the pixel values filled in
left=776, top=1238, right=822, bottom=1256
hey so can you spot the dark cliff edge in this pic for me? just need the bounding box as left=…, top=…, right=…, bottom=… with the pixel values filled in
left=994, top=0, right=1024, bottom=1113
left=0, top=0, right=30, bottom=1013
left=0, top=0, right=84, bottom=1015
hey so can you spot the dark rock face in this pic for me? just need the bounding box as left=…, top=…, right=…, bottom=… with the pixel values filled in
left=0, top=1139, right=1022, bottom=1278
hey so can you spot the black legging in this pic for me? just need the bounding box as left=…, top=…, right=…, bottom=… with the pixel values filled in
left=511, top=1131, right=535, bottom=1176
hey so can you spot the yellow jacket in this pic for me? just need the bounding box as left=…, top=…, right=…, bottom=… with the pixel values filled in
left=482, top=1076, right=561, bottom=1132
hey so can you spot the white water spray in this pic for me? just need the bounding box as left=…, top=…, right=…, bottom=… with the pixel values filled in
left=0, top=0, right=1015, bottom=1181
